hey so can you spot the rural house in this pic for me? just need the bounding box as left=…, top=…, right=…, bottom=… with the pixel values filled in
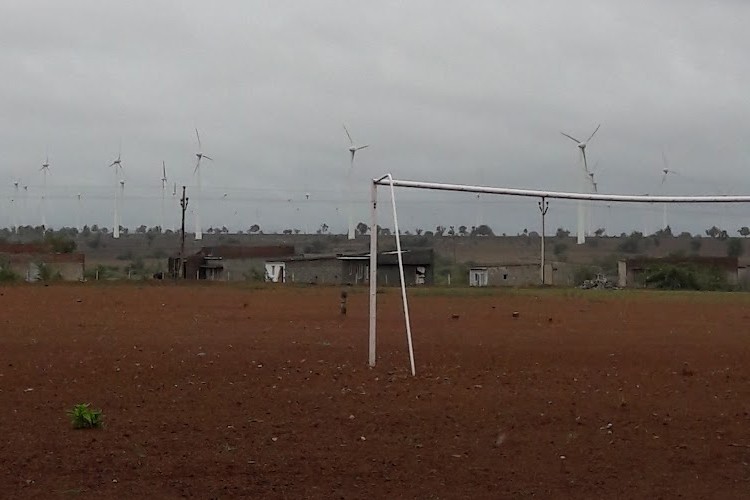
left=170, top=245, right=295, bottom=280
left=0, top=243, right=85, bottom=281
left=267, top=249, right=434, bottom=286
left=469, top=261, right=575, bottom=287
left=617, top=256, right=739, bottom=288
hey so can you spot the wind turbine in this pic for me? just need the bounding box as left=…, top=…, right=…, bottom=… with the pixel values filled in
left=193, top=128, right=213, bottom=241
left=659, top=152, right=678, bottom=231
left=120, top=179, right=126, bottom=232
left=586, top=162, right=603, bottom=235
left=40, top=155, right=50, bottom=229
left=22, top=185, right=28, bottom=227
left=12, top=179, right=19, bottom=232
left=161, top=161, right=168, bottom=233
left=75, top=193, right=82, bottom=232
left=343, top=124, right=369, bottom=239
left=561, top=124, right=600, bottom=244
left=109, top=147, right=123, bottom=238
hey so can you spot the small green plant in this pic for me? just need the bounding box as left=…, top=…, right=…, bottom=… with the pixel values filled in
left=67, top=403, right=103, bottom=429
left=0, top=263, right=18, bottom=282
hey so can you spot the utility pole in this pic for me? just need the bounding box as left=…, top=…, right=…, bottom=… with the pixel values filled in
left=180, top=186, right=188, bottom=279
left=538, top=197, right=549, bottom=285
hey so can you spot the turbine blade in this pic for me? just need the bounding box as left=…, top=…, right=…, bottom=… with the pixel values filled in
left=195, top=128, right=202, bottom=151
left=202, top=155, right=213, bottom=161
left=343, top=124, right=354, bottom=145
left=560, top=132, right=581, bottom=143
left=586, top=124, right=601, bottom=143
left=355, top=145, right=370, bottom=151
left=162, top=161, right=167, bottom=179
left=194, top=159, right=201, bottom=175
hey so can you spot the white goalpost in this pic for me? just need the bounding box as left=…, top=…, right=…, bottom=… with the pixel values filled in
left=368, top=174, right=750, bottom=376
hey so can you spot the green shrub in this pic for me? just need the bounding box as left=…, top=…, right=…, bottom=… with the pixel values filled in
left=573, top=266, right=598, bottom=285
left=0, top=263, right=19, bottom=282
left=36, top=262, right=61, bottom=282
left=67, top=403, right=103, bottom=429
left=727, top=238, right=743, bottom=258
left=642, top=264, right=729, bottom=291
left=553, top=242, right=568, bottom=257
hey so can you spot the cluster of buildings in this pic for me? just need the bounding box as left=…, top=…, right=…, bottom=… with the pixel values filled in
left=1, top=240, right=745, bottom=289
left=169, top=245, right=434, bottom=286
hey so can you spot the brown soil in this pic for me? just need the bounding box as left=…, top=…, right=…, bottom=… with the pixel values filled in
left=2, top=284, right=750, bottom=499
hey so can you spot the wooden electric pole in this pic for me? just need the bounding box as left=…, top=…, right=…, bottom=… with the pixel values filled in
left=179, top=186, right=188, bottom=279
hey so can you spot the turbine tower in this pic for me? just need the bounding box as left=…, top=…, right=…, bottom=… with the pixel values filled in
left=161, top=161, right=168, bottom=233
left=75, top=193, right=82, bottom=232
left=660, top=152, right=677, bottom=231
left=108, top=148, right=123, bottom=239
left=193, top=128, right=213, bottom=241
left=561, top=124, right=600, bottom=244
left=12, top=179, right=19, bottom=232
left=343, top=124, right=369, bottom=240
left=40, top=155, right=50, bottom=229
left=120, top=179, right=126, bottom=232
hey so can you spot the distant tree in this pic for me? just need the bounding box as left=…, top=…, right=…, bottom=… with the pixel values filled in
left=690, top=238, right=702, bottom=254
left=415, top=228, right=423, bottom=236
left=356, top=222, right=369, bottom=236
left=553, top=242, right=568, bottom=257
left=522, top=228, right=528, bottom=236
left=136, top=225, right=147, bottom=234
left=423, top=230, right=434, bottom=237
left=727, top=238, right=743, bottom=258
left=435, top=226, right=446, bottom=236
left=458, top=225, right=468, bottom=236
left=706, top=226, right=728, bottom=240
left=378, top=226, right=391, bottom=236
left=594, top=228, right=606, bottom=237
left=555, top=228, right=570, bottom=238
left=282, top=229, right=293, bottom=235
left=739, top=227, right=750, bottom=237
left=293, top=229, right=301, bottom=234
left=447, top=226, right=456, bottom=236
left=316, top=223, right=329, bottom=234
left=249, top=224, right=260, bottom=233
left=471, top=224, right=494, bottom=237
left=90, top=224, right=99, bottom=233
left=47, top=235, right=76, bottom=253
left=618, top=235, right=640, bottom=254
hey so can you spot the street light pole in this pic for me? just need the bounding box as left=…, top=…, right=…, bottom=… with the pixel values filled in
left=180, top=186, right=189, bottom=279
left=538, top=197, right=549, bottom=285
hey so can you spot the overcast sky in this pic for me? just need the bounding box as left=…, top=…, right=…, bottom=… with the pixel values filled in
left=2, top=1, right=750, bottom=235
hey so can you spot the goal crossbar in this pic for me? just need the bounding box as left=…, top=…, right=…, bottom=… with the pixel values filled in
left=368, top=174, right=750, bottom=376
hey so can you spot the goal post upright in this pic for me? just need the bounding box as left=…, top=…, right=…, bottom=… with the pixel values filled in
left=368, top=181, right=378, bottom=368
left=367, top=175, right=750, bottom=373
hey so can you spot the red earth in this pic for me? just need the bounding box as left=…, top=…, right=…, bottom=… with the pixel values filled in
left=2, top=284, right=750, bottom=499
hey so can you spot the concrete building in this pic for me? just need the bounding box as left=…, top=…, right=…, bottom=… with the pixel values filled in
left=0, top=243, right=85, bottom=281
left=469, top=261, right=575, bottom=287
left=618, top=256, right=739, bottom=288
left=170, top=245, right=295, bottom=280
left=269, top=249, right=434, bottom=286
